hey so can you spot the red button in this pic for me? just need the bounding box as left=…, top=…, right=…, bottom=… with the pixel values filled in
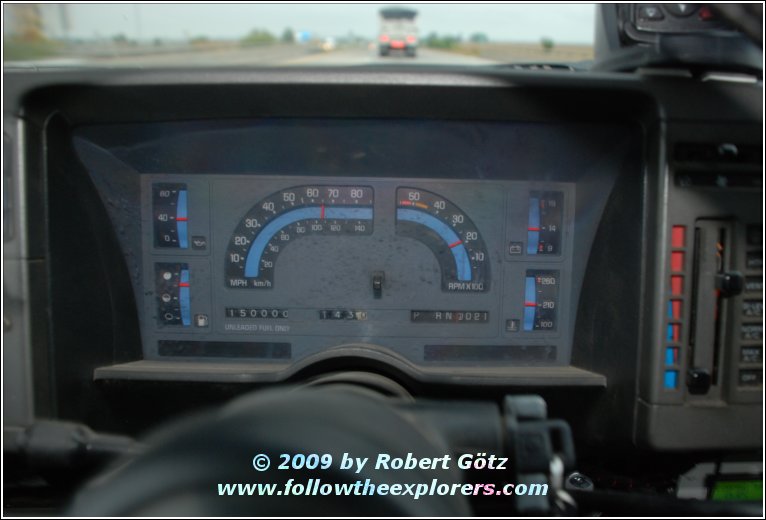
left=671, top=324, right=681, bottom=342
left=672, top=300, right=683, bottom=319
left=672, top=225, right=686, bottom=248
left=671, top=252, right=685, bottom=272
left=671, top=275, right=684, bottom=295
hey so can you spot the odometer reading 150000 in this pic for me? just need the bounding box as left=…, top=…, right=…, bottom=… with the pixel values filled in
left=225, top=185, right=373, bottom=288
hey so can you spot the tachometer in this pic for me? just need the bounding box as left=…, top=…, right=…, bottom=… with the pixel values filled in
left=395, top=187, right=489, bottom=292
left=225, top=185, right=373, bottom=288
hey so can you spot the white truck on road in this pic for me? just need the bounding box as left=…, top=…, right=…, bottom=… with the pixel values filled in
left=378, top=7, right=418, bottom=57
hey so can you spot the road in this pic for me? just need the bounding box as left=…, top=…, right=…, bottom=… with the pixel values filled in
left=6, top=45, right=499, bottom=69
left=282, top=46, right=499, bottom=67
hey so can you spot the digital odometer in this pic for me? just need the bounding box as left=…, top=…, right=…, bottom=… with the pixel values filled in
left=225, top=185, right=374, bottom=288
left=396, top=187, right=490, bottom=292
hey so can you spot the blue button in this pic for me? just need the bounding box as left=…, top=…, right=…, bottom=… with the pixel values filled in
left=665, top=347, right=676, bottom=366
left=664, top=370, right=678, bottom=389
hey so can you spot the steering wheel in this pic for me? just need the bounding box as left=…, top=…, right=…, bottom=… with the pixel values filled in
left=69, top=385, right=471, bottom=516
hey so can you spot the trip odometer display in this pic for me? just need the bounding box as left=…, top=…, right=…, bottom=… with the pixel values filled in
left=225, top=185, right=373, bottom=288
left=396, top=187, right=490, bottom=292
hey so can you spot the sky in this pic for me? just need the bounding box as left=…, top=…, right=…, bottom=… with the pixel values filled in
left=32, top=3, right=596, bottom=44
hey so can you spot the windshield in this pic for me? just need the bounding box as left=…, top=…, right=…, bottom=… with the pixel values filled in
left=2, top=3, right=595, bottom=68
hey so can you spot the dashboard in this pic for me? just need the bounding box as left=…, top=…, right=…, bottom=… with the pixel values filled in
left=75, top=119, right=630, bottom=383
left=2, top=73, right=753, bottom=449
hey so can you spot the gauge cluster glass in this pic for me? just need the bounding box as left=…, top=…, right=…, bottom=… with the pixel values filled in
left=139, top=174, right=576, bottom=365
left=75, top=118, right=631, bottom=378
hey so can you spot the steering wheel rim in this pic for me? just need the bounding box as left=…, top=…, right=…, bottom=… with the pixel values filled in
left=69, top=386, right=471, bottom=516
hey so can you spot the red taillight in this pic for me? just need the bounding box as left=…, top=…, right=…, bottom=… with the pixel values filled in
left=406, top=35, right=417, bottom=44
left=698, top=5, right=715, bottom=20
left=379, top=34, right=390, bottom=43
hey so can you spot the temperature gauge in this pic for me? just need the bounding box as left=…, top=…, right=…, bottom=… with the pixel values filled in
left=524, top=270, right=559, bottom=331
left=527, top=191, right=562, bottom=255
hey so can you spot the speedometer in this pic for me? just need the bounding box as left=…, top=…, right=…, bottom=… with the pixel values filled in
left=395, top=187, right=489, bottom=292
left=225, top=185, right=374, bottom=288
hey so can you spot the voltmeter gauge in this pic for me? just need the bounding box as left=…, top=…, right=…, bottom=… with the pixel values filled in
left=527, top=191, right=563, bottom=255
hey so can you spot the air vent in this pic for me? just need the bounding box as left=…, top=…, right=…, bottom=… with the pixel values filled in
left=505, top=63, right=576, bottom=71
left=673, top=142, right=762, bottom=188
left=674, top=143, right=762, bottom=164
left=676, top=171, right=762, bottom=188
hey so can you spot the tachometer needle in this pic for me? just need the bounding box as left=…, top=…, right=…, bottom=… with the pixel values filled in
left=448, top=240, right=463, bottom=249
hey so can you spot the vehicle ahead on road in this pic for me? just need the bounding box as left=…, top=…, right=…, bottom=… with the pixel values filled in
left=378, top=6, right=418, bottom=57
left=320, top=37, right=336, bottom=52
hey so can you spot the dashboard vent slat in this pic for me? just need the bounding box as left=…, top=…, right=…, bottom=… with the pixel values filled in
left=674, top=142, right=762, bottom=165
left=673, top=142, right=762, bottom=189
